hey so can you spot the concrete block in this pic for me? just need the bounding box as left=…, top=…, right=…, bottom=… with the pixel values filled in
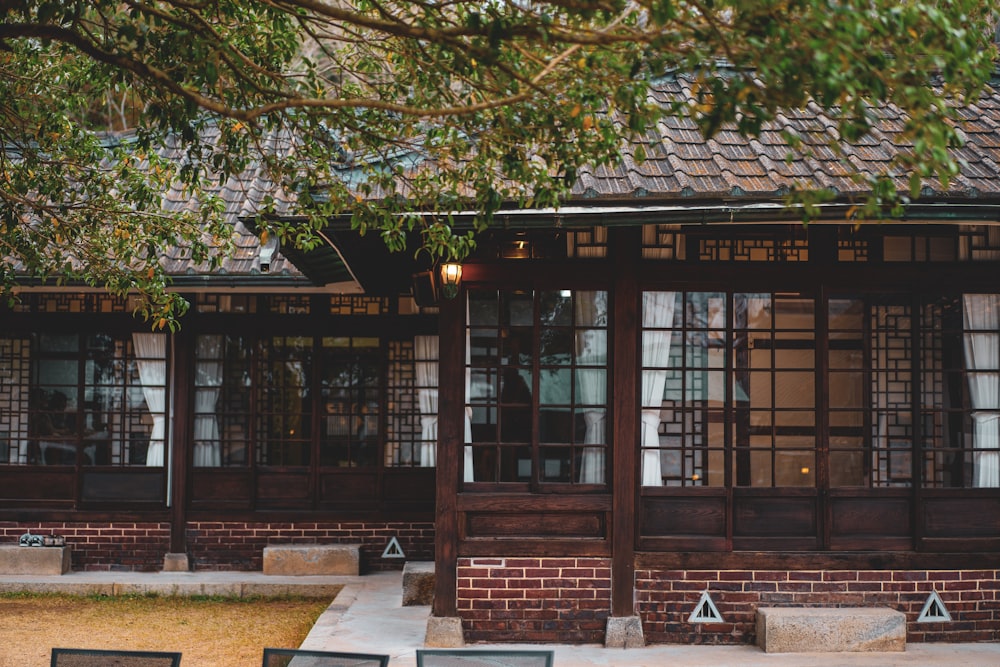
left=605, top=615, right=645, bottom=648
left=262, top=544, right=361, bottom=576
left=162, top=553, right=189, bottom=572
left=756, top=607, right=906, bottom=653
left=424, top=616, right=465, bottom=647
left=0, top=544, right=70, bottom=575
left=402, top=561, right=435, bottom=606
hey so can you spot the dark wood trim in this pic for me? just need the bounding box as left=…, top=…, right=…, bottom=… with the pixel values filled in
left=635, top=550, right=1000, bottom=570
left=610, top=227, right=640, bottom=618
left=456, top=494, right=611, bottom=512
left=433, top=287, right=465, bottom=618
left=459, top=540, right=611, bottom=558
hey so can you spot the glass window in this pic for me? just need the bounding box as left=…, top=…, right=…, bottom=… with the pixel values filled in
left=466, top=289, right=609, bottom=485
left=0, top=333, right=169, bottom=468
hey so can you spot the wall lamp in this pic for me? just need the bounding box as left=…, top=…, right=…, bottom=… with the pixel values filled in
left=439, top=262, right=463, bottom=299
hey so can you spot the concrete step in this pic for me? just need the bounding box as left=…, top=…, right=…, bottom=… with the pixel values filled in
left=0, top=544, right=71, bottom=575
left=262, top=543, right=361, bottom=576
left=756, top=606, right=906, bottom=653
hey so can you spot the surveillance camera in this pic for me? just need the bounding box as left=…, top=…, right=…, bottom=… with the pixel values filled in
left=259, top=234, right=279, bottom=274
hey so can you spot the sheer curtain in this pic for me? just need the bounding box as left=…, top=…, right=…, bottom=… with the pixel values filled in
left=575, top=291, right=608, bottom=483
left=464, top=314, right=474, bottom=482
left=641, top=292, right=677, bottom=486
left=415, top=335, right=439, bottom=467
left=194, top=335, right=223, bottom=467
left=132, top=333, right=166, bottom=467
left=962, top=294, right=1000, bottom=488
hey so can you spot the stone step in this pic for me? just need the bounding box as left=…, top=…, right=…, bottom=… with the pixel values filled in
left=402, top=561, right=434, bottom=606
left=756, top=606, right=906, bottom=653
left=0, top=544, right=71, bottom=575
left=262, top=544, right=361, bottom=576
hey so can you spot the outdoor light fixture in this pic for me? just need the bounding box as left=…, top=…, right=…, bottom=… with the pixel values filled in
left=439, top=262, right=463, bottom=299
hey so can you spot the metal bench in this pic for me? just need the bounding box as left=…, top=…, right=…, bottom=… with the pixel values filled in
left=261, top=648, right=389, bottom=667
left=51, top=648, right=182, bottom=666
left=415, top=650, right=553, bottom=667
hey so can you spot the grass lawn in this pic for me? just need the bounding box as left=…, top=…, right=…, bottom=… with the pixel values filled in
left=0, top=591, right=337, bottom=667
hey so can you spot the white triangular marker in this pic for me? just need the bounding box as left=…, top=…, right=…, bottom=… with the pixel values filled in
left=917, top=590, right=952, bottom=623
left=688, top=590, right=724, bottom=623
left=381, top=536, right=406, bottom=559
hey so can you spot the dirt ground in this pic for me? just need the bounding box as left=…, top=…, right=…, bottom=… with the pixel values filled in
left=0, top=591, right=337, bottom=667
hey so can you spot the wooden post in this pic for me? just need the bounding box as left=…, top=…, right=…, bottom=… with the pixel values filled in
left=169, top=331, right=189, bottom=555
left=433, top=288, right=464, bottom=618
left=611, top=228, right=640, bottom=618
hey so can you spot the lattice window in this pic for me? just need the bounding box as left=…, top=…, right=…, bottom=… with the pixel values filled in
left=565, top=227, right=608, bottom=259
left=329, top=295, right=390, bottom=315
left=697, top=235, right=809, bottom=262
left=641, top=224, right=686, bottom=260
left=385, top=340, right=423, bottom=467
left=194, top=294, right=256, bottom=313
left=265, top=295, right=312, bottom=315
left=870, top=302, right=915, bottom=487
left=837, top=229, right=870, bottom=262
left=12, top=293, right=135, bottom=313
left=0, top=337, right=30, bottom=464
left=959, top=225, right=1000, bottom=261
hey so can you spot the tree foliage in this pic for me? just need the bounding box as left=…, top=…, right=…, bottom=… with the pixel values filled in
left=0, top=0, right=996, bottom=324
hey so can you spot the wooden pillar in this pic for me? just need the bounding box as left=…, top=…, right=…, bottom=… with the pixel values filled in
left=169, top=331, right=190, bottom=555
left=611, top=228, right=640, bottom=618
left=433, top=288, right=464, bottom=618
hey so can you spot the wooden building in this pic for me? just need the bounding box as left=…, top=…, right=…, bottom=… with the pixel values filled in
left=2, top=76, right=1000, bottom=645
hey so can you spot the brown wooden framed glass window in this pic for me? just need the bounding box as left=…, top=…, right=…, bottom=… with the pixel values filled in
left=465, top=288, right=609, bottom=487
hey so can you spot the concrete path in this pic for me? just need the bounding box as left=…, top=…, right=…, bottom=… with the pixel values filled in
left=302, top=571, right=1000, bottom=667
left=1, top=569, right=997, bottom=666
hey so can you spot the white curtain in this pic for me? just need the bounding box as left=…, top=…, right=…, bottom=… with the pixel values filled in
left=132, top=333, right=166, bottom=467
left=193, top=335, right=223, bottom=467
left=464, top=307, right=474, bottom=482
left=575, top=291, right=608, bottom=483
left=415, top=335, right=439, bottom=467
left=641, top=292, right=677, bottom=486
left=963, top=294, right=1000, bottom=488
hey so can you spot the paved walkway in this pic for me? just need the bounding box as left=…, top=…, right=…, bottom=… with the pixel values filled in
left=1, top=569, right=998, bottom=666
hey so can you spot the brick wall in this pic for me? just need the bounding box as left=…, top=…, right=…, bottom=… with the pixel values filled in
left=0, top=521, right=170, bottom=571
left=457, top=557, right=612, bottom=643
left=636, top=569, right=1000, bottom=645
left=186, top=521, right=435, bottom=572
left=0, top=520, right=434, bottom=572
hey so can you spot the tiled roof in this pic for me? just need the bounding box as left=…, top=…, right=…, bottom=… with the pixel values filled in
left=568, top=76, right=1000, bottom=203
left=23, top=75, right=1000, bottom=286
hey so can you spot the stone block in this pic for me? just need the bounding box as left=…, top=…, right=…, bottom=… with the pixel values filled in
left=402, top=561, right=435, bottom=606
left=162, top=553, right=189, bottom=572
left=424, top=616, right=465, bottom=647
left=0, top=544, right=71, bottom=575
left=262, top=544, right=360, bottom=576
left=756, top=607, right=906, bottom=653
left=605, top=615, right=645, bottom=648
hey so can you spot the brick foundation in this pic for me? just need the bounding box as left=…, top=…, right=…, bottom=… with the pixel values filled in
left=636, top=569, right=1000, bottom=645
left=0, top=520, right=434, bottom=573
left=0, top=522, right=170, bottom=571
left=186, top=521, right=435, bottom=573
left=457, top=557, right=612, bottom=644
